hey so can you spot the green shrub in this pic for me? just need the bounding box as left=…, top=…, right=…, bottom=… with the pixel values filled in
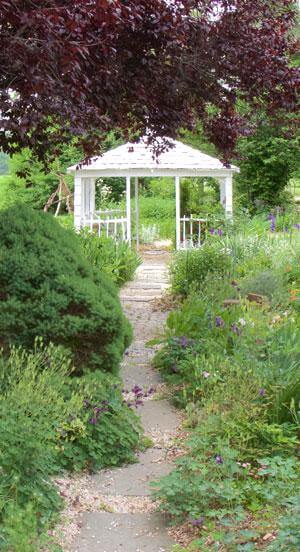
left=58, top=371, right=142, bottom=471
left=0, top=344, right=80, bottom=524
left=240, top=269, right=287, bottom=302
left=0, top=175, right=27, bottom=210
left=0, top=204, right=131, bottom=373
left=170, top=244, right=231, bottom=296
left=154, top=431, right=299, bottom=524
left=0, top=501, right=59, bottom=552
left=146, top=177, right=175, bottom=199
left=139, top=196, right=174, bottom=221
left=267, top=495, right=300, bottom=551
left=77, top=231, right=141, bottom=287
left=0, top=343, right=142, bottom=546
left=235, top=115, right=299, bottom=212
left=262, top=321, right=300, bottom=425
left=153, top=217, right=300, bottom=541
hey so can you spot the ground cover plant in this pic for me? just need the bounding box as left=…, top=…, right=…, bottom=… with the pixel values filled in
left=0, top=342, right=142, bottom=550
left=153, top=213, right=300, bottom=550
left=0, top=200, right=144, bottom=550
left=0, top=203, right=132, bottom=374
left=77, top=231, right=141, bottom=287
left=0, top=343, right=77, bottom=550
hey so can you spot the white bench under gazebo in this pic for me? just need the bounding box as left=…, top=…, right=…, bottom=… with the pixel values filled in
left=67, top=137, right=239, bottom=250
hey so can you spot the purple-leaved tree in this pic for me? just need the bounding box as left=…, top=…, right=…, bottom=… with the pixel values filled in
left=0, top=0, right=298, bottom=161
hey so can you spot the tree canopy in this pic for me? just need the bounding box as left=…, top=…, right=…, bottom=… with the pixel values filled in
left=0, top=0, right=298, bottom=162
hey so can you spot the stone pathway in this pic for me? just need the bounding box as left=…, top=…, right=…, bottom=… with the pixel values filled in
left=72, top=250, right=181, bottom=552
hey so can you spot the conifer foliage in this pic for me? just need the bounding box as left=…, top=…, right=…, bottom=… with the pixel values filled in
left=0, top=204, right=132, bottom=373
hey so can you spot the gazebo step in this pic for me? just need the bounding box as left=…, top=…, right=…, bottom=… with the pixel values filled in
left=137, top=276, right=169, bottom=282
left=137, top=265, right=168, bottom=271
left=121, top=295, right=161, bottom=302
left=123, top=282, right=169, bottom=290
left=121, top=288, right=164, bottom=297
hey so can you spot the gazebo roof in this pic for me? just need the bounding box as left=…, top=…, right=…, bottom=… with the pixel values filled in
left=67, top=137, right=239, bottom=178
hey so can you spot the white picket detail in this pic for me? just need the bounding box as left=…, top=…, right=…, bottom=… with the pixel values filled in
left=179, top=216, right=207, bottom=248
left=82, top=209, right=128, bottom=241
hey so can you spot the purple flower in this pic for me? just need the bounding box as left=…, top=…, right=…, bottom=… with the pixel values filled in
left=89, top=417, right=97, bottom=425
left=231, top=323, right=241, bottom=336
left=268, top=213, right=276, bottom=222
left=214, top=455, right=224, bottom=465
left=259, top=388, right=266, bottom=397
left=284, top=227, right=289, bottom=233
left=191, top=516, right=205, bottom=527
left=294, top=223, right=300, bottom=230
left=209, top=228, right=215, bottom=235
left=215, top=316, right=225, bottom=328
left=132, top=385, right=142, bottom=395
left=270, top=222, right=276, bottom=232
left=217, top=228, right=223, bottom=236
left=83, top=399, right=90, bottom=408
left=180, top=336, right=188, bottom=348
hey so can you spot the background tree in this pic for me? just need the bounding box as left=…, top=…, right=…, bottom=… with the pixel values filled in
left=6, top=131, right=125, bottom=210
left=0, top=0, right=298, bottom=162
left=8, top=142, right=83, bottom=210
left=236, top=114, right=300, bottom=211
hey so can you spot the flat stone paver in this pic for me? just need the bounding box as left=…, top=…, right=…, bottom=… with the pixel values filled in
left=73, top=513, right=174, bottom=552
left=71, top=250, right=177, bottom=552
left=138, top=400, right=180, bottom=435
left=91, top=449, right=173, bottom=496
left=122, top=361, right=162, bottom=388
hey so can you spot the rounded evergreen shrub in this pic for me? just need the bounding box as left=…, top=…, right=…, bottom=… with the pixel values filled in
left=0, top=204, right=132, bottom=373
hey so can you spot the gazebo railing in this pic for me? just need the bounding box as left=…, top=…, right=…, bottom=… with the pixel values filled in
left=82, top=209, right=128, bottom=240
left=180, top=216, right=207, bottom=248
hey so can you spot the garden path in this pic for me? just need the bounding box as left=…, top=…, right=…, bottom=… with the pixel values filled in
left=72, top=249, right=181, bottom=552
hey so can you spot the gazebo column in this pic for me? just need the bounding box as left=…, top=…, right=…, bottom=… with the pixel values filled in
left=74, top=175, right=82, bottom=230
left=134, top=177, right=139, bottom=250
left=175, top=176, right=181, bottom=250
left=219, top=178, right=226, bottom=208
left=82, top=177, right=96, bottom=223
left=126, top=176, right=131, bottom=244
left=224, top=175, right=233, bottom=218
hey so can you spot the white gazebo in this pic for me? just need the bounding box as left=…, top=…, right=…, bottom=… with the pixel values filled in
left=67, top=137, right=239, bottom=249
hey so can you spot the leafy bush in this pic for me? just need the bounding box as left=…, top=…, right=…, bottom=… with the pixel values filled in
left=0, top=343, right=143, bottom=548
left=58, top=371, right=142, bottom=472
left=262, top=321, right=300, bottom=425
left=236, top=115, right=299, bottom=212
left=0, top=501, right=58, bottom=552
left=154, top=427, right=299, bottom=523
left=0, top=204, right=131, bottom=373
left=146, top=177, right=175, bottom=199
left=0, top=175, right=28, bottom=210
left=77, top=231, right=141, bottom=287
left=153, top=216, right=300, bottom=548
left=267, top=495, right=300, bottom=551
left=139, top=196, right=174, bottom=221
left=0, top=344, right=79, bottom=525
left=239, top=269, right=287, bottom=302
left=170, top=244, right=231, bottom=296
